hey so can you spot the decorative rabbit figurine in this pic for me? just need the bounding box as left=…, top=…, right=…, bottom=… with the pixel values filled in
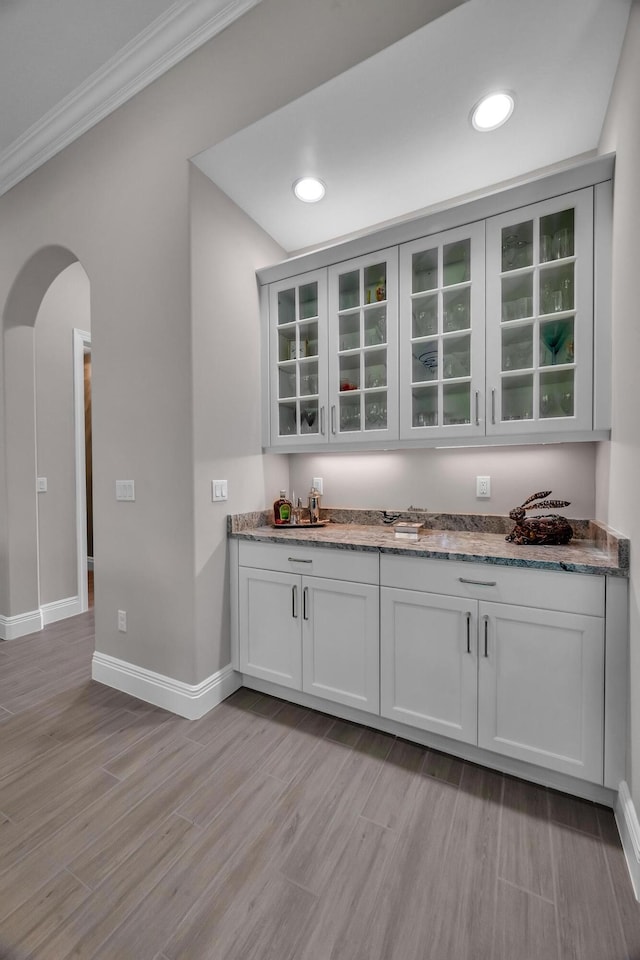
left=505, top=490, right=573, bottom=545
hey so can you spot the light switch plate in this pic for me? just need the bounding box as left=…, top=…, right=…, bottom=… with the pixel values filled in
left=116, top=480, right=135, bottom=501
left=212, top=480, right=228, bottom=502
left=36, top=477, right=47, bottom=493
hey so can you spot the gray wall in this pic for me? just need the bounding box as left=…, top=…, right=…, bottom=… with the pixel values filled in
left=35, top=262, right=91, bottom=606
left=598, top=0, right=640, bottom=808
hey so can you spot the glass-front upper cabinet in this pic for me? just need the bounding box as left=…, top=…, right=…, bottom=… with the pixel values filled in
left=268, top=269, right=328, bottom=447
left=327, top=249, right=399, bottom=443
left=398, top=222, right=485, bottom=440
left=485, top=188, right=594, bottom=436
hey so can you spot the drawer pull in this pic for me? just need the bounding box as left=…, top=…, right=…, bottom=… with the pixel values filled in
left=292, top=584, right=298, bottom=619
left=465, top=611, right=472, bottom=653
left=458, top=577, right=497, bottom=587
left=303, top=586, right=309, bottom=620
left=483, top=615, right=489, bottom=657
left=288, top=557, right=312, bottom=563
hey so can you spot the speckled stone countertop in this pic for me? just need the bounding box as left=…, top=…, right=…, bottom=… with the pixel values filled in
left=228, top=508, right=629, bottom=577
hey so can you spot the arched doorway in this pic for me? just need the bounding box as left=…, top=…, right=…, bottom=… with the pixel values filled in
left=1, top=246, right=91, bottom=638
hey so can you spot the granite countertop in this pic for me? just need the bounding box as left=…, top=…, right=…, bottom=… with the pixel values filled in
left=228, top=509, right=629, bottom=578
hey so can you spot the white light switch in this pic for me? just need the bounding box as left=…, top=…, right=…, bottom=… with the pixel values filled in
left=36, top=477, right=48, bottom=493
left=116, top=480, right=135, bottom=501
left=212, top=480, right=228, bottom=502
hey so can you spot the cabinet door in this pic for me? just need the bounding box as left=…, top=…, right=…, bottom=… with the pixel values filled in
left=328, top=249, right=399, bottom=443
left=485, top=188, right=594, bottom=436
left=269, top=269, right=328, bottom=447
left=380, top=588, right=478, bottom=743
left=302, top=577, right=379, bottom=713
left=399, top=222, right=486, bottom=440
left=477, top=601, right=604, bottom=782
left=238, top=567, right=302, bottom=689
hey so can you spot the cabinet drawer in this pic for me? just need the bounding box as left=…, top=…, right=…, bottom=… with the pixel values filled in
left=380, top=555, right=604, bottom=617
left=239, top=540, right=379, bottom=585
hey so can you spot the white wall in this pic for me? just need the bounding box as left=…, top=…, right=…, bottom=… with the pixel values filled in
left=35, top=262, right=90, bottom=606
left=598, top=0, right=640, bottom=807
left=290, top=443, right=597, bottom=518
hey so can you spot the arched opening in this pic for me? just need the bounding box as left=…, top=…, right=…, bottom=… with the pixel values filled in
left=2, top=246, right=91, bottom=638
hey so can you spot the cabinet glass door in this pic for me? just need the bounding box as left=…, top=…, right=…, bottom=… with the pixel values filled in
left=269, top=269, right=328, bottom=446
left=399, top=222, right=485, bottom=439
left=328, top=249, right=398, bottom=443
left=486, top=189, right=594, bottom=435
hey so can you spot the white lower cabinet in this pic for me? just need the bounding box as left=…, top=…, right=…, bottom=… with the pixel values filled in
left=380, top=565, right=605, bottom=783
left=238, top=542, right=379, bottom=713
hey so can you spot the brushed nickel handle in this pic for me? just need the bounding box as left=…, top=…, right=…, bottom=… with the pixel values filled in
left=475, top=390, right=480, bottom=427
left=320, top=405, right=326, bottom=436
left=331, top=404, right=336, bottom=434
left=491, top=388, right=496, bottom=425
left=288, top=557, right=312, bottom=563
left=465, top=611, right=472, bottom=654
left=458, top=577, right=497, bottom=587
left=303, top=586, right=309, bottom=620
left=292, top=585, right=298, bottom=619
left=483, top=615, right=489, bottom=657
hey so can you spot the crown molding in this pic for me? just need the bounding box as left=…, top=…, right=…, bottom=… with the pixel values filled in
left=0, top=0, right=262, bottom=198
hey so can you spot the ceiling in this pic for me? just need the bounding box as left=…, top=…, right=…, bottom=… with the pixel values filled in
left=194, top=0, right=631, bottom=254
left=0, top=0, right=261, bottom=197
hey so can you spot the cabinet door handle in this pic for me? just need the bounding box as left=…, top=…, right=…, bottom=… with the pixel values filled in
left=331, top=404, right=336, bottom=435
left=320, top=405, right=326, bottom=436
left=288, top=557, right=312, bottom=563
left=491, top=388, right=496, bottom=425
left=475, top=391, right=480, bottom=427
left=465, top=611, right=472, bottom=653
left=483, top=615, right=489, bottom=657
left=458, top=577, right=497, bottom=587
left=303, top=586, right=309, bottom=620
left=292, top=584, right=298, bottom=619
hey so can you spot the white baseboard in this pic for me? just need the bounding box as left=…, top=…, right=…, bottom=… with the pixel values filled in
left=41, top=596, right=83, bottom=626
left=91, top=652, right=241, bottom=719
left=615, top=780, right=640, bottom=901
left=0, top=608, right=43, bottom=640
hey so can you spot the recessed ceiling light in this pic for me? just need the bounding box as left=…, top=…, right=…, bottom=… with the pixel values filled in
left=293, top=177, right=326, bottom=202
left=471, top=92, right=515, bottom=132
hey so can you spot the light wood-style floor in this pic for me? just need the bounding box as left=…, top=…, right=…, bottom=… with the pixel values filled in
left=1, top=610, right=639, bottom=960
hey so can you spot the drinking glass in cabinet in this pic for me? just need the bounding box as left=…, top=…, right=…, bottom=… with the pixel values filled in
left=339, top=355, right=360, bottom=392
left=339, top=312, right=360, bottom=351
left=501, top=222, right=532, bottom=272
left=443, top=288, right=470, bottom=331
left=339, top=270, right=360, bottom=310
left=502, top=374, right=533, bottom=421
left=443, top=335, right=470, bottom=379
left=540, top=370, right=574, bottom=418
left=365, top=307, right=386, bottom=345
left=278, top=402, right=297, bottom=436
left=300, top=401, right=319, bottom=433
left=277, top=288, right=296, bottom=324
left=365, top=393, right=387, bottom=430
left=340, top=397, right=360, bottom=431
left=539, top=318, right=574, bottom=366
left=443, top=382, right=471, bottom=425
left=364, top=263, right=386, bottom=305
left=365, top=350, right=387, bottom=388
left=502, top=274, right=533, bottom=321
left=502, top=325, right=533, bottom=371
left=412, top=294, right=437, bottom=338
left=412, top=248, right=438, bottom=293
left=541, top=209, right=574, bottom=261
left=443, top=240, right=470, bottom=286
left=298, top=282, right=318, bottom=320
left=412, top=386, right=438, bottom=427
left=413, top=343, right=438, bottom=383
left=299, top=364, right=319, bottom=396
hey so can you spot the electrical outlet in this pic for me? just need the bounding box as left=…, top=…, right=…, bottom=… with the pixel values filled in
left=117, top=609, right=127, bottom=632
left=312, top=477, right=323, bottom=495
left=476, top=476, right=491, bottom=498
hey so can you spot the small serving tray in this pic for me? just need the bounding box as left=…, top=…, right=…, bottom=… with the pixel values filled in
left=271, top=520, right=329, bottom=529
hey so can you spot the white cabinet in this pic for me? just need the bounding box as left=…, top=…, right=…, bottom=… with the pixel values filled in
left=485, top=188, right=594, bottom=435
left=237, top=542, right=379, bottom=713
left=399, top=221, right=486, bottom=441
left=380, top=556, right=605, bottom=783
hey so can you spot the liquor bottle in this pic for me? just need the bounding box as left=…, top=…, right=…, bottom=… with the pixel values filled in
left=273, top=490, right=292, bottom=525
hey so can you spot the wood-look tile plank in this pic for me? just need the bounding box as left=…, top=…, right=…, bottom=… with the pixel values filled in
left=262, top=708, right=335, bottom=782
left=325, top=717, right=365, bottom=746
left=0, top=868, right=90, bottom=958
left=499, top=776, right=554, bottom=900
left=493, top=879, right=559, bottom=960
left=548, top=789, right=602, bottom=837
left=360, top=737, right=428, bottom=832
left=552, top=819, right=628, bottom=960
left=597, top=807, right=640, bottom=959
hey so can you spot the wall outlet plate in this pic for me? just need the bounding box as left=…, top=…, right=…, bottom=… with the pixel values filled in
left=476, top=476, right=491, bottom=498
left=312, top=476, right=323, bottom=495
